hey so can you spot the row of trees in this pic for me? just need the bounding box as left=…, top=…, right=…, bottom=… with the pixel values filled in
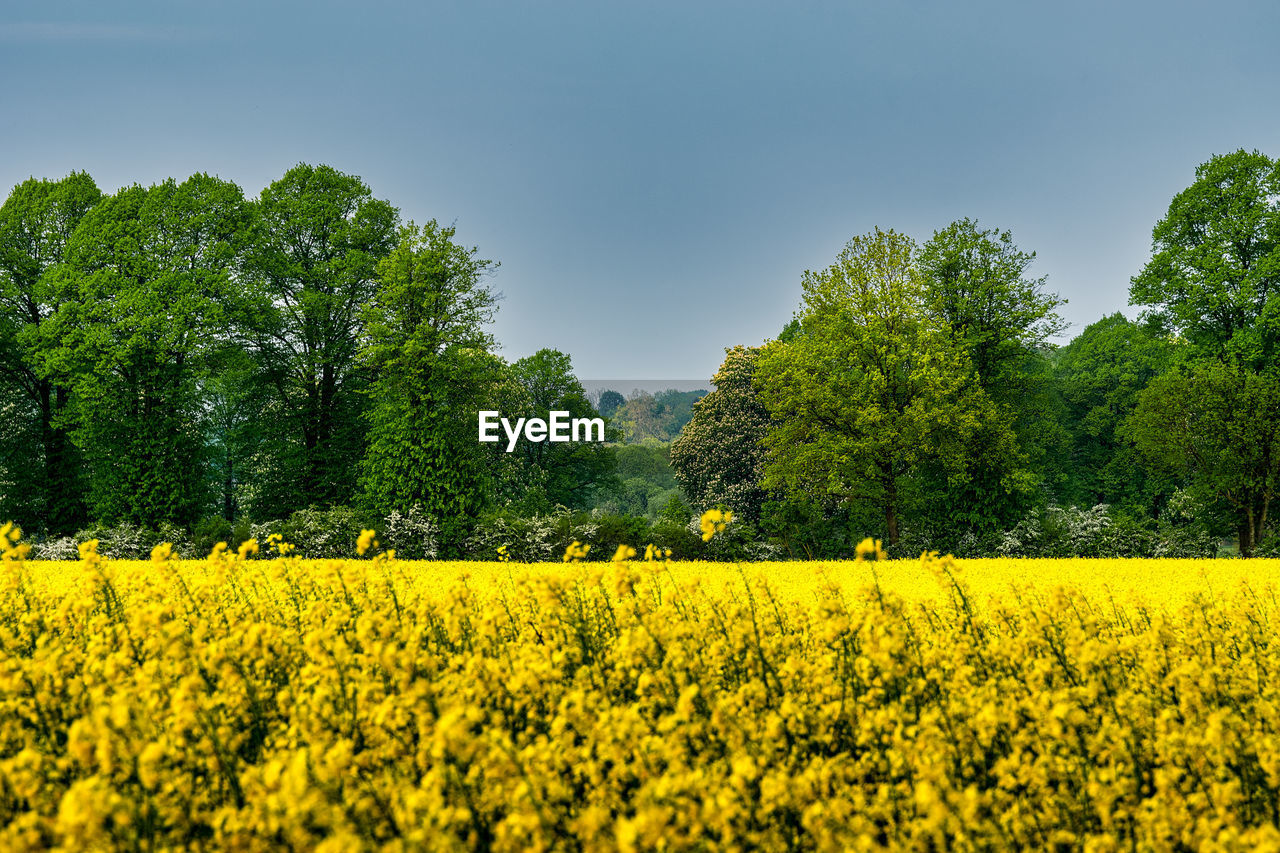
left=3, top=150, right=1276, bottom=558
left=0, top=165, right=614, bottom=552
left=672, top=149, right=1280, bottom=556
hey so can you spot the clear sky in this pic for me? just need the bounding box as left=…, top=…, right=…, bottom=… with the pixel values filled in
left=3, top=1, right=1278, bottom=382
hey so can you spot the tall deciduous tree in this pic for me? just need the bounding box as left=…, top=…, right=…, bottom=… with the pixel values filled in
left=248, top=164, right=399, bottom=512
left=756, top=228, right=1015, bottom=546
left=36, top=175, right=257, bottom=527
left=1129, top=149, right=1280, bottom=369
left=358, top=220, right=498, bottom=550
left=1125, top=361, right=1280, bottom=556
left=0, top=172, right=101, bottom=532
left=670, top=345, right=772, bottom=522
left=916, top=218, right=1062, bottom=527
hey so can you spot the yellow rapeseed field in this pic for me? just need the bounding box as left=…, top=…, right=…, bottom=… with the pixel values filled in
left=3, top=521, right=1280, bottom=850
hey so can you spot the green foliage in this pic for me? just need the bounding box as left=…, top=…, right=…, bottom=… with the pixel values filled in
left=1118, top=149, right=1280, bottom=555
left=1125, top=361, right=1280, bottom=555
left=919, top=218, right=1066, bottom=397
left=596, top=389, right=625, bottom=418
left=760, top=496, right=870, bottom=560
left=502, top=349, right=616, bottom=511
left=13, top=155, right=1280, bottom=560
left=202, top=347, right=267, bottom=522
left=358, top=220, right=498, bottom=551
left=35, top=175, right=256, bottom=528
left=464, top=507, right=598, bottom=563
left=657, top=494, right=692, bottom=524
left=193, top=515, right=235, bottom=556
left=591, top=441, right=681, bottom=519
left=1129, top=149, right=1280, bottom=369
left=670, top=345, right=772, bottom=522
left=246, top=163, right=399, bottom=510
left=1052, top=313, right=1176, bottom=514
left=993, top=502, right=1216, bottom=559
left=609, top=389, right=706, bottom=443
left=460, top=506, right=756, bottom=562
left=0, top=395, right=43, bottom=532
left=250, top=505, right=370, bottom=559
left=613, top=441, right=676, bottom=485
left=756, top=227, right=1020, bottom=545
left=916, top=218, right=1062, bottom=528
left=0, top=171, right=102, bottom=532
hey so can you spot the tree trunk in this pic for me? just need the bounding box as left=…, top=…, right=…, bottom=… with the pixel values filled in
left=884, top=476, right=900, bottom=546
left=43, top=383, right=85, bottom=534
left=1240, top=507, right=1258, bottom=558
left=301, top=381, right=321, bottom=503
left=1240, top=497, right=1272, bottom=557
left=223, top=457, right=235, bottom=521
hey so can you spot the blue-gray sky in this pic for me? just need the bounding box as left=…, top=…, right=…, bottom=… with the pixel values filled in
left=3, top=1, right=1278, bottom=381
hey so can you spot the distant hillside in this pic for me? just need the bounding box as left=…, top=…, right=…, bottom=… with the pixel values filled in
left=590, top=387, right=708, bottom=444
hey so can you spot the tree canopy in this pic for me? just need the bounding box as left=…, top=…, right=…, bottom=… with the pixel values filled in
left=0, top=171, right=101, bottom=531
left=756, top=228, right=1013, bottom=546
left=1130, top=149, right=1280, bottom=369
left=919, top=217, right=1066, bottom=398
left=358, top=220, right=499, bottom=549
left=670, top=345, right=772, bottom=522
left=247, top=163, right=400, bottom=513
left=1126, top=361, right=1280, bottom=556
left=36, top=175, right=257, bottom=526
left=1053, top=313, right=1174, bottom=514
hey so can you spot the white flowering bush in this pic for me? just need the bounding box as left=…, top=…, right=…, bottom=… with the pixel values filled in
left=995, top=501, right=1217, bottom=559
left=68, top=521, right=194, bottom=559
left=996, top=504, right=1110, bottom=557
left=29, top=535, right=79, bottom=561
left=250, top=506, right=364, bottom=558
left=379, top=505, right=439, bottom=560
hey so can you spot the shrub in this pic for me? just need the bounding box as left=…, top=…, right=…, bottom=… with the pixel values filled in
left=193, top=516, right=234, bottom=557
left=67, top=520, right=194, bottom=559
left=995, top=502, right=1219, bottom=559
left=250, top=506, right=369, bottom=558
left=380, top=506, right=439, bottom=560
left=29, top=536, right=79, bottom=561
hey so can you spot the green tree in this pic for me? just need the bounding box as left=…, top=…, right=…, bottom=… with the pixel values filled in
left=1125, top=361, right=1280, bottom=555
left=597, top=440, right=681, bottom=519
left=0, top=172, right=101, bottom=531
left=612, top=389, right=706, bottom=443
left=358, top=220, right=498, bottom=551
left=1129, top=149, right=1280, bottom=369
left=596, top=389, right=625, bottom=419
left=756, top=228, right=1016, bottom=546
left=1052, top=313, right=1175, bottom=514
left=247, top=164, right=399, bottom=513
left=36, top=175, right=257, bottom=527
left=670, top=345, right=772, bottom=522
left=916, top=218, right=1062, bottom=529
left=506, top=349, right=615, bottom=511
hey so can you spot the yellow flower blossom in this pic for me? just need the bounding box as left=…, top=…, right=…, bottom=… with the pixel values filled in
left=855, top=537, right=888, bottom=562
left=699, top=508, right=733, bottom=542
